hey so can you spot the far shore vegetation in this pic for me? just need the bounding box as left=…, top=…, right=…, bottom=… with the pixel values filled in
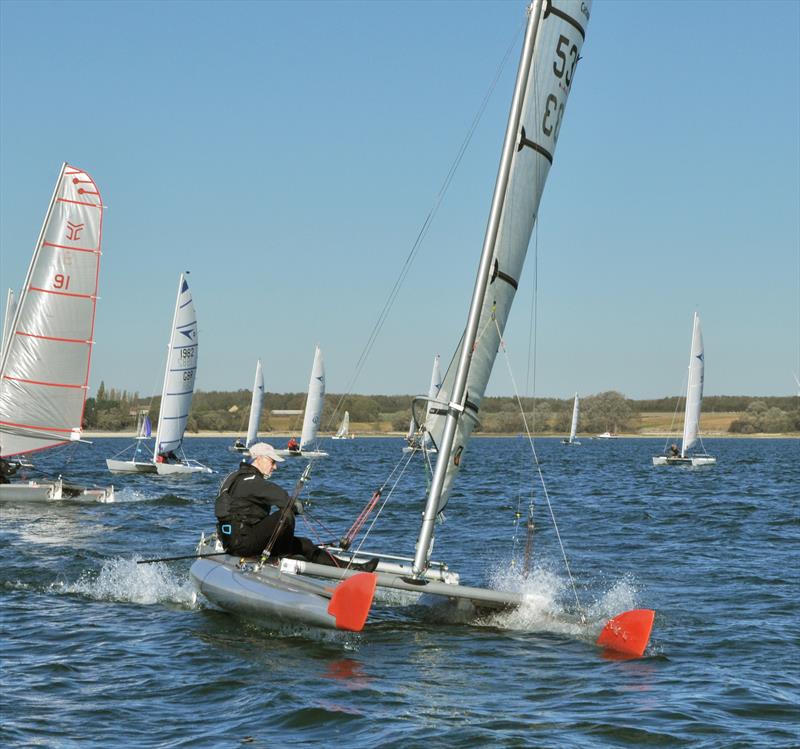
left=85, top=383, right=799, bottom=437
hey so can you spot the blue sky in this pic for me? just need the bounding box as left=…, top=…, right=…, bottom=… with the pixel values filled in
left=1, top=0, right=797, bottom=400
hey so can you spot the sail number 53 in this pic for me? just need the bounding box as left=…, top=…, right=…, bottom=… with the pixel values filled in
left=543, top=35, right=579, bottom=141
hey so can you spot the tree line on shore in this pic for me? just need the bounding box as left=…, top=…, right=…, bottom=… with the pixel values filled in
left=84, top=382, right=799, bottom=435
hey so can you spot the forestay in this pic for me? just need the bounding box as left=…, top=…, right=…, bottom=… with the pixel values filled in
left=0, top=164, right=104, bottom=457
left=299, top=345, right=325, bottom=451
left=681, top=313, right=704, bottom=457
left=246, top=359, right=265, bottom=447
left=426, top=0, right=591, bottom=516
left=155, top=274, right=198, bottom=455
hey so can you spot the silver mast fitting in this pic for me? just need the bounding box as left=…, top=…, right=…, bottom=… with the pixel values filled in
left=0, top=162, right=66, bottom=381
left=412, top=1, right=545, bottom=576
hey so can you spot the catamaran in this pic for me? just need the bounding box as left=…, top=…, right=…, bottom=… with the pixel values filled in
left=331, top=410, right=354, bottom=440
left=561, top=393, right=581, bottom=445
left=276, top=345, right=328, bottom=459
left=653, top=313, right=716, bottom=466
left=0, top=163, right=114, bottom=501
left=106, top=411, right=157, bottom=473
left=152, top=273, right=211, bottom=476
left=190, top=1, right=653, bottom=656
left=230, top=359, right=265, bottom=453
left=403, top=354, right=442, bottom=454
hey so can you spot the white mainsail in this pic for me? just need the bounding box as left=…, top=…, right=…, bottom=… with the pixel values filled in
left=299, top=346, right=325, bottom=451
left=681, top=313, right=704, bottom=457
left=245, top=359, right=265, bottom=447
left=335, top=411, right=350, bottom=439
left=0, top=164, right=104, bottom=457
left=154, top=274, right=198, bottom=456
left=418, top=0, right=590, bottom=572
left=568, top=393, right=579, bottom=443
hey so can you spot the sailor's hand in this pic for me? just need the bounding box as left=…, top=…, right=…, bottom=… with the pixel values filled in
left=292, top=499, right=304, bottom=516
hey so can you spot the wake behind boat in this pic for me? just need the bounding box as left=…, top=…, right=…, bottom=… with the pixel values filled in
left=0, top=163, right=113, bottom=502
left=190, top=1, right=653, bottom=657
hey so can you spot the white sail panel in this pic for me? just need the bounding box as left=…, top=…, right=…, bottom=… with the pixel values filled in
left=155, top=274, right=198, bottom=455
left=0, top=164, right=104, bottom=457
left=569, top=393, right=579, bottom=442
left=427, top=0, right=591, bottom=512
left=246, top=359, right=265, bottom=447
left=681, top=313, right=704, bottom=455
left=299, top=346, right=325, bottom=450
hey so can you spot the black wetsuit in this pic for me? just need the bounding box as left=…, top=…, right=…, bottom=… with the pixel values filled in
left=215, top=462, right=334, bottom=563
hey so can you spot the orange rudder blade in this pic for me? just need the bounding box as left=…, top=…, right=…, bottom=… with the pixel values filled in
left=328, top=572, right=377, bottom=632
left=596, top=608, right=655, bottom=658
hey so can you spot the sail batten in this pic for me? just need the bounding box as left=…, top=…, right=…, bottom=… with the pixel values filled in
left=0, top=163, right=104, bottom=457
left=417, top=0, right=591, bottom=573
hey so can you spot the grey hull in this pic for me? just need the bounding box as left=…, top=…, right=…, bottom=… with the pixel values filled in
left=190, top=556, right=341, bottom=630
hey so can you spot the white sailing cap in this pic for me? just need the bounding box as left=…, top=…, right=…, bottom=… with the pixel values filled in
left=249, top=442, right=284, bottom=462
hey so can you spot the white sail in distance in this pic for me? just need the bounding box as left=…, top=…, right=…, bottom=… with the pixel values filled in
left=426, top=0, right=591, bottom=514
left=423, top=354, right=442, bottom=447
left=245, top=359, right=265, bottom=447
left=681, top=313, right=704, bottom=456
left=0, top=164, right=104, bottom=457
left=335, top=411, right=350, bottom=438
left=154, top=274, right=198, bottom=456
left=569, top=393, right=579, bottom=443
left=299, top=346, right=325, bottom=451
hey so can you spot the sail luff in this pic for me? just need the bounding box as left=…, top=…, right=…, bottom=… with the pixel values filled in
left=1, top=289, right=16, bottom=362
left=681, top=313, right=704, bottom=456
left=416, top=0, right=591, bottom=573
left=299, top=346, right=325, bottom=450
left=245, top=359, right=264, bottom=447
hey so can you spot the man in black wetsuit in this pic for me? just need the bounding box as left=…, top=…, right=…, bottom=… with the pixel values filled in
left=215, top=442, right=377, bottom=571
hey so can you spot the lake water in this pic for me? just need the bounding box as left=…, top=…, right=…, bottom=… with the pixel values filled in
left=1, top=436, right=798, bottom=748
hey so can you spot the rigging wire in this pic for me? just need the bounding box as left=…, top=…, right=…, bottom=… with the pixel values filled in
left=326, top=26, right=525, bottom=430
left=494, top=317, right=585, bottom=618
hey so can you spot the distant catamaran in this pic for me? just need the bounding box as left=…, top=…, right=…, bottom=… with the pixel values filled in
left=230, top=359, right=265, bottom=453
left=332, top=410, right=353, bottom=440
left=403, top=354, right=442, bottom=454
left=153, top=273, right=211, bottom=475
left=277, top=345, right=328, bottom=458
left=0, top=163, right=113, bottom=501
left=653, top=313, right=716, bottom=466
left=561, top=393, right=581, bottom=445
